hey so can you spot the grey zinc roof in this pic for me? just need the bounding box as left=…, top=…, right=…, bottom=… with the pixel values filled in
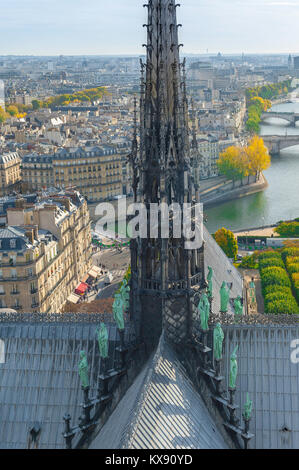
left=222, top=324, right=299, bottom=449
left=204, top=226, right=243, bottom=315
left=0, top=314, right=134, bottom=449
left=91, top=334, right=228, bottom=450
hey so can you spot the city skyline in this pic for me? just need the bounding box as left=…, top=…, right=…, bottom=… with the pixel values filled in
left=2, top=0, right=299, bottom=56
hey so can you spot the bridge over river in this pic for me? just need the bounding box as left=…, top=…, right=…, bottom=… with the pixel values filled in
left=261, top=111, right=299, bottom=127
left=263, top=135, right=299, bottom=154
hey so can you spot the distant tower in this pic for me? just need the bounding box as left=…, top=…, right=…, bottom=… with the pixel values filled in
left=129, top=0, right=205, bottom=349
left=288, top=54, right=293, bottom=71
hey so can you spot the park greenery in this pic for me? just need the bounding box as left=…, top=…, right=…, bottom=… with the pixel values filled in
left=31, top=86, right=107, bottom=110
left=241, top=247, right=299, bottom=314
left=275, top=220, right=299, bottom=238
left=217, top=136, right=271, bottom=185
left=0, top=104, right=27, bottom=122
left=0, top=87, right=107, bottom=123
left=214, top=227, right=238, bottom=261
left=245, top=79, right=293, bottom=133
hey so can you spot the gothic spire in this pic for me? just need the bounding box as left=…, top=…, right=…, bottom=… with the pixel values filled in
left=138, top=0, right=194, bottom=205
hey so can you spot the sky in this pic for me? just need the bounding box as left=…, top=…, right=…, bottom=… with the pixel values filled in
left=1, top=0, right=299, bottom=56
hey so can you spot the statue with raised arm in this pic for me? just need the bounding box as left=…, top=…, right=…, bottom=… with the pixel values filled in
left=234, top=296, right=243, bottom=316
left=198, top=293, right=210, bottom=331
left=113, top=293, right=125, bottom=331
left=78, top=351, right=89, bottom=389
left=220, top=281, right=230, bottom=313
left=97, top=322, right=109, bottom=359
left=207, top=266, right=213, bottom=299
left=213, top=323, right=224, bottom=361
left=243, top=393, right=253, bottom=421
left=229, top=345, right=238, bottom=389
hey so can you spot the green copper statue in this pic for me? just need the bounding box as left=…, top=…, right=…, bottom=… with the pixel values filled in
left=243, top=393, right=253, bottom=421
left=229, top=345, right=238, bottom=389
left=220, top=281, right=230, bottom=313
left=120, top=279, right=130, bottom=311
left=234, top=296, right=243, bottom=316
left=213, top=323, right=224, bottom=361
left=78, top=350, right=89, bottom=389
left=113, top=293, right=125, bottom=330
left=249, top=278, right=256, bottom=302
left=198, top=293, right=210, bottom=331
left=97, top=322, right=109, bottom=359
left=207, top=266, right=213, bottom=299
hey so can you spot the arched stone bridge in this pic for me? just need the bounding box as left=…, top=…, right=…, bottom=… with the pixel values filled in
left=263, top=135, right=299, bottom=154
left=261, top=111, right=299, bottom=127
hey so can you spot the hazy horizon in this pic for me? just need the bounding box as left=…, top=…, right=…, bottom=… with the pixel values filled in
left=1, top=0, right=299, bottom=56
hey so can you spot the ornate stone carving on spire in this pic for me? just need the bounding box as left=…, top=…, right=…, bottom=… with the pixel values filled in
left=137, top=0, right=195, bottom=205
left=130, top=0, right=204, bottom=349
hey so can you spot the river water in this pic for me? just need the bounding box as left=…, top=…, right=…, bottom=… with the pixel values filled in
left=205, top=91, right=299, bottom=233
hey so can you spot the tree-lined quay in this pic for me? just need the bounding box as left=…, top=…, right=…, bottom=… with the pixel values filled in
left=245, top=80, right=293, bottom=133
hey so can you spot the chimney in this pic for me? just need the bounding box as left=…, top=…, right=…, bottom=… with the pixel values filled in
left=33, top=225, right=39, bottom=240
left=25, top=229, right=34, bottom=245
left=63, top=198, right=71, bottom=212
left=15, top=198, right=25, bottom=209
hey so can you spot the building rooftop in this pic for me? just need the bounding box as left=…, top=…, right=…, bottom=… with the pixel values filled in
left=0, top=313, right=134, bottom=449
left=222, top=323, right=299, bottom=449
left=90, top=334, right=228, bottom=450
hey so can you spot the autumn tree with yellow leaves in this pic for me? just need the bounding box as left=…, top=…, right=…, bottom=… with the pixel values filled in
left=217, top=146, right=247, bottom=188
left=0, top=106, right=7, bottom=123
left=217, top=136, right=270, bottom=185
left=245, top=136, right=271, bottom=182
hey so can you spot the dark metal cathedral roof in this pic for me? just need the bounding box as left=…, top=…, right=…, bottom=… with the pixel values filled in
left=203, top=226, right=243, bottom=315
left=0, top=313, right=134, bottom=449
left=90, top=334, right=229, bottom=450
left=222, top=323, right=299, bottom=449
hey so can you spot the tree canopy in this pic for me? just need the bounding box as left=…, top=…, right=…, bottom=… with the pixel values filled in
left=217, top=136, right=270, bottom=184
left=214, top=227, right=238, bottom=261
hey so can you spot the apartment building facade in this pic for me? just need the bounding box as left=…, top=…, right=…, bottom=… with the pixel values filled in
left=0, top=152, right=22, bottom=196
left=21, top=145, right=123, bottom=202
left=0, top=190, right=92, bottom=313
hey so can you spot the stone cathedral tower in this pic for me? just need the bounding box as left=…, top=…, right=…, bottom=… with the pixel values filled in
left=129, top=0, right=206, bottom=349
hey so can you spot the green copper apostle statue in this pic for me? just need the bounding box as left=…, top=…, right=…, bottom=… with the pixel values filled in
left=213, top=323, right=224, bottom=361
left=120, top=278, right=130, bottom=311
left=97, top=322, right=109, bottom=359
left=229, top=345, right=238, bottom=389
left=220, top=281, right=230, bottom=313
left=78, top=350, right=89, bottom=389
left=234, top=296, right=243, bottom=316
left=207, top=266, right=213, bottom=299
left=198, top=293, right=210, bottom=331
left=243, top=393, right=253, bottom=421
left=113, top=293, right=125, bottom=331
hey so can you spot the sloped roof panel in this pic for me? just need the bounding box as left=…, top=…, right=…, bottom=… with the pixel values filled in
left=91, top=335, right=228, bottom=450
left=0, top=315, right=134, bottom=449
left=222, top=324, right=299, bottom=449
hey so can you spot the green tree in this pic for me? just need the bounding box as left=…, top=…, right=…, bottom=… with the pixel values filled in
left=214, top=228, right=238, bottom=261
left=32, top=100, right=42, bottom=110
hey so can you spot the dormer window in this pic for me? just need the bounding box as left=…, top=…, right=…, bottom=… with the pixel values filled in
left=10, top=239, right=16, bottom=249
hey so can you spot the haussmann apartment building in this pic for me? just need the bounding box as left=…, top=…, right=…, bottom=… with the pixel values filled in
left=0, top=189, right=92, bottom=313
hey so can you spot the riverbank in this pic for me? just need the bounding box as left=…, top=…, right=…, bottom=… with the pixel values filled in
left=233, top=225, right=277, bottom=237
left=201, top=173, right=268, bottom=208
left=270, top=96, right=292, bottom=106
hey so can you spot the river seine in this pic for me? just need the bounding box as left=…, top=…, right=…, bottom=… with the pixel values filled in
left=205, top=92, right=299, bottom=233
